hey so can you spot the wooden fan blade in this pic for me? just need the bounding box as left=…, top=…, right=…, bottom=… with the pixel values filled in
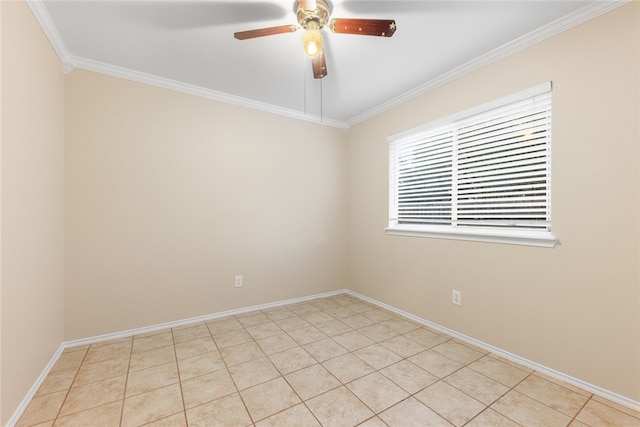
left=328, top=18, right=396, bottom=37
left=234, top=25, right=297, bottom=40
left=311, top=49, right=327, bottom=79
left=299, top=0, right=317, bottom=12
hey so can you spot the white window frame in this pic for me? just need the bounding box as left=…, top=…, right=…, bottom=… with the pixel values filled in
left=387, top=82, right=557, bottom=248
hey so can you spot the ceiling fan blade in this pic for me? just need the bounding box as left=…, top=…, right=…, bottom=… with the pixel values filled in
left=299, top=0, right=317, bottom=12
left=328, top=18, right=396, bottom=37
left=311, top=49, right=327, bottom=79
left=234, top=25, right=297, bottom=40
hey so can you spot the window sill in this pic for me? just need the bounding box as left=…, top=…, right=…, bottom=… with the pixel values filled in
left=385, top=225, right=558, bottom=248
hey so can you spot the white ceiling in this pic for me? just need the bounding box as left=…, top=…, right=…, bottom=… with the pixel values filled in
left=31, top=0, right=624, bottom=128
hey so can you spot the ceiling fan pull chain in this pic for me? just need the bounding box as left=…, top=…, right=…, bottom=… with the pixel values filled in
left=303, top=54, right=308, bottom=116
left=320, top=77, right=323, bottom=123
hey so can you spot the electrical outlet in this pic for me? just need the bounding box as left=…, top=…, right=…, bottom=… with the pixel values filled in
left=234, top=275, right=243, bottom=288
left=452, top=290, right=462, bottom=306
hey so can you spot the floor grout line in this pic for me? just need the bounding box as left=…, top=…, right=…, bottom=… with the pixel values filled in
left=14, top=295, right=640, bottom=427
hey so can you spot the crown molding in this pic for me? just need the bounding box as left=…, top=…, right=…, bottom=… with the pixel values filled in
left=26, top=0, right=75, bottom=73
left=69, top=56, right=349, bottom=129
left=27, top=0, right=627, bottom=130
left=345, top=0, right=630, bottom=127
left=26, top=0, right=348, bottom=129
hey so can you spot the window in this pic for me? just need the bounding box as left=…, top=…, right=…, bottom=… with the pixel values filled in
left=387, top=82, right=557, bottom=247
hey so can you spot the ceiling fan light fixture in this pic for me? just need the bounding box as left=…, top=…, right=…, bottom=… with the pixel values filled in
left=234, top=0, right=396, bottom=79
left=302, top=28, right=323, bottom=57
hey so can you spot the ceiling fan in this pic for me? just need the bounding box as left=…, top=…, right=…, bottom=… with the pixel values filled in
left=234, top=0, right=396, bottom=79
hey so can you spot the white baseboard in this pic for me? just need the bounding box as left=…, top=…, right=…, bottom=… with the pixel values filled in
left=63, top=289, right=347, bottom=349
left=5, top=344, right=65, bottom=427
left=4, top=289, right=346, bottom=427
left=346, top=289, right=640, bottom=413
left=6, top=287, right=639, bottom=427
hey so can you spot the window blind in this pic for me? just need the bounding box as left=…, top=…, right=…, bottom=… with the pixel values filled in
left=389, top=84, right=552, bottom=236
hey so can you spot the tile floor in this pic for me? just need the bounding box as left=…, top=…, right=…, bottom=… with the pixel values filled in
left=16, top=294, right=640, bottom=427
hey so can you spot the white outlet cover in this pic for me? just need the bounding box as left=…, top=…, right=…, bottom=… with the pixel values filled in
left=452, top=290, right=462, bottom=305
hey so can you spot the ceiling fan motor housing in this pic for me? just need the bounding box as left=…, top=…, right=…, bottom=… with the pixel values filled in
left=235, top=0, right=395, bottom=79
left=297, top=0, right=330, bottom=30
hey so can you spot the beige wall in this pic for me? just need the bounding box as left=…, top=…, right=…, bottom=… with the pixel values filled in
left=347, top=3, right=640, bottom=401
left=64, top=70, right=349, bottom=339
left=0, top=1, right=65, bottom=424
left=1, top=1, right=4, bottom=419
